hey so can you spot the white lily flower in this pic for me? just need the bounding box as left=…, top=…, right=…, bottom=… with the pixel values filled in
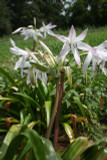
left=53, top=25, right=88, bottom=66
left=10, top=38, right=47, bottom=86
left=20, top=28, right=43, bottom=42
left=23, top=68, right=47, bottom=87
left=35, top=68, right=47, bottom=87
left=40, top=22, right=56, bottom=38
left=10, top=38, right=31, bottom=78
left=12, top=26, right=43, bottom=42
left=14, top=57, right=30, bottom=70
left=10, top=38, right=29, bottom=56
left=12, top=27, right=23, bottom=34
left=79, top=41, right=107, bottom=75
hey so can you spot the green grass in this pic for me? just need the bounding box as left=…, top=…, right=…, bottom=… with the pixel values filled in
left=0, top=26, right=107, bottom=72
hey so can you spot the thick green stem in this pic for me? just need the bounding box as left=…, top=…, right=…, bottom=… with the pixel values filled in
left=54, top=72, right=65, bottom=151
left=45, top=78, right=59, bottom=139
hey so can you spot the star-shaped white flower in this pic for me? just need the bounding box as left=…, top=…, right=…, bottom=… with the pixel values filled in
left=10, top=38, right=28, bottom=56
left=12, top=26, right=43, bottom=42
left=40, top=22, right=56, bottom=38
left=53, top=25, right=88, bottom=66
left=10, top=38, right=32, bottom=79
left=79, top=41, right=107, bottom=75
left=23, top=68, right=47, bottom=87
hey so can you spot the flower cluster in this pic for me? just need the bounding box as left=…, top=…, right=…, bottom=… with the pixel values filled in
left=12, top=19, right=56, bottom=42
left=10, top=18, right=107, bottom=86
left=10, top=19, right=57, bottom=86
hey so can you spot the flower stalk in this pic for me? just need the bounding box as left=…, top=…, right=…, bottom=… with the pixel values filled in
left=45, top=78, right=59, bottom=139
left=54, top=72, right=65, bottom=151
left=33, top=40, right=36, bottom=52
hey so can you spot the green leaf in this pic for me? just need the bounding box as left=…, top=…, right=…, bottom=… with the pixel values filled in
left=14, top=92, right=41, bottom=109
left=70, top=89, right=80, bottom=99
left=0, top=97, right=25, bottom=107
left=41, top=137, right=62, bottom=160
left=28, top=121, right=46, bottom=129
left=31, top=62, right=49, bottom=73
left=62, top=123, right=75, bottom=143
left=16, top=140, right=31, bottom=160
left=0, top=124, right=22, bottom=160
left=0, top=67, right=14, bottom=84
left=81, top=145, right=103, bottom=160
left=0, top=129, right=7, bottom=133
left=82, top=104, right=93, bottom=118
left=20, top=109, right=26, bottom=125
left=23, top=128, right=47, bottom=160
left=2, top=135, right=25, bottom=160
left=64, top=66, right=72, bottom=88
left=41, top=81, right=48, bottom=97
left=45, top=101, right=52, bottom=127
left=62, top=137, right=93, bottom=160
left=97, top=148, right=107, bottom=160
left=73, top=97, right=86, bottom=117
left=37, top=80, right=46, bottom=101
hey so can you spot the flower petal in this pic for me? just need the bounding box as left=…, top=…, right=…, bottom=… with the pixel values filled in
left=99, top=61, right=107, bottom=75
left=12, top=27, right=23, bottom=34
left=14, top=57, right=24, bottom=70
left=69, top=25, right=76, bottom=39
left=58, top=43, right=70, bottom=58
left=96, top=49, right=107, bottom=61
left=10, top=47, right=28, bottom=56
left=53, top=34, right=68, bottom=43
left=10, top=38, right=16, bottom=48
left=77, top=42, right=92, bottom=51
left=39, top=40, right=52, bottom=55
left=97, top=40, right=107, bottom=49
left=83, top=51, right=92, bottom=73
left=92, top=59, right=97, bottom=74
left=72, top=47, right=81, bottom=66
left=26, top=48, right=39, bottom=62
left=23, top=69, right=30, bottom=84
left=48, top=30, right=54, bottom=36
left=42, top=72, right=47, bottom=84
left=47, top=23, right=56, bottom=29
left=76, top=28, right=88, bottom=41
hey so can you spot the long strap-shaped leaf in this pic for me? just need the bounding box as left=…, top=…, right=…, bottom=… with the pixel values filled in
left=1, top=135, right=25, bottom=160
left=14, top=92, right=41, bottom=109
left=31, top=62, right=50, bottom=73
left=61, top=137, right=93, bottom=160
left=0, top=124, right=62, bottom=160
left=0, top=124, right=22, bottom=160
left=16, top=140, right=31, bottom=160
left=41, top=137, right=62, bottom=160
left=22, top=128, right=47, bottom=160
left=0, top=67, right=14, bottom=84
left=21, top=128, right=61, bottom=160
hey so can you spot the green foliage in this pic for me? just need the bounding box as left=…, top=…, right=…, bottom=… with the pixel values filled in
left=88, top=0, right=107, bottom=25
left=0, top=68, right=56, bottom=138
left=1, top=0, right=65, bottom=35
left=65, top=0, right=107, bottom=27
left=1, top=0, right=107, bottom=35
left=71, top=0, right=90, bottom=26
left=0, top=0, right=11, bottom=36
left=1, top=124, right=105, bottom=160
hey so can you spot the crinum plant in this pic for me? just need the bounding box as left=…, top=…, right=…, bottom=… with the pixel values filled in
left=10, top=18, right=56, bottom=86
left=9, top=17, right=107, bottom=152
